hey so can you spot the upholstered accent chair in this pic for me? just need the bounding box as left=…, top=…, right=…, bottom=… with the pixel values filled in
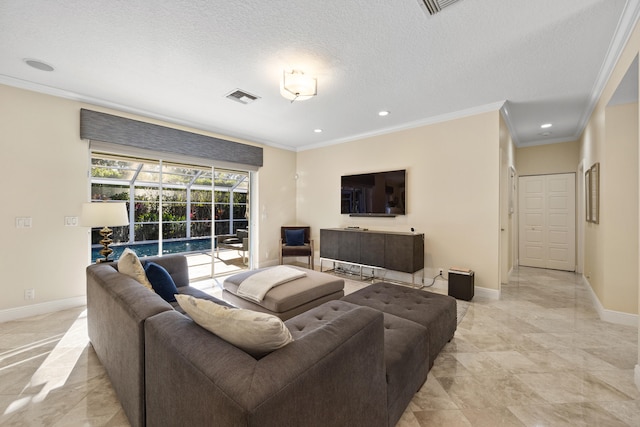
left=279, top=226, right=314, bottom=269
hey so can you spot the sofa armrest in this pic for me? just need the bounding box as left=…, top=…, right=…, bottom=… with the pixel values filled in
left=86, top=263, right=173, bottom=427
left=144, top=301, right=387, bottom=427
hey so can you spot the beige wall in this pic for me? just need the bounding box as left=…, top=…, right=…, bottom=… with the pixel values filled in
left=581, top=103, right=639, bottom=316
left=516, top=141, right=580, bottom=176
left=0, top=83, right=295, bottom=315
left=579, top=27, right=640, bottom=378
left=0, top=85, right=88, bottom=313
left=296, top=111, right=502, bottom=293
left=579, top=17, right=640, bottom=322
left=602, top=102, right=639, bottom=314
left=255, top=145, right=297, bottom=266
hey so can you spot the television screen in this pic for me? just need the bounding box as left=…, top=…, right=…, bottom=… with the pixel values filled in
left=341, top=169, right=406, bottom=215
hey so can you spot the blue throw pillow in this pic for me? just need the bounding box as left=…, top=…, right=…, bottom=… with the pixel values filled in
left=144, top=262, right=179, bottom=303
left=285, top=229, right=305, bottom=246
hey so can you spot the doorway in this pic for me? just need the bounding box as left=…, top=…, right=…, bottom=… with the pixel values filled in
left=518, top=173, right=576, bottom=271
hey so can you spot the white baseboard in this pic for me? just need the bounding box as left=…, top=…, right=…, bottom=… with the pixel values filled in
left=582, top=275, right=639, bottom=327
left=476, top=286, right=500, bottom=300
left=0, top=296, right=87, bottom=323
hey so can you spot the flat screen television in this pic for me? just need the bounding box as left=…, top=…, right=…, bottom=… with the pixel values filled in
left=341, top=169, right=406, bottom=216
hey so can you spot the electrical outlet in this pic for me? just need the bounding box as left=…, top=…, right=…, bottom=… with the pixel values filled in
left=24, top=288, right=35, bottom=300
left=438, top=268, right=444, bottom=276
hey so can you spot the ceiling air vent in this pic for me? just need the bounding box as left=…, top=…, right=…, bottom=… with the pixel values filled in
left=225, top=89, right=260, bottom=105
left=417, top=0, right=461, bottom=15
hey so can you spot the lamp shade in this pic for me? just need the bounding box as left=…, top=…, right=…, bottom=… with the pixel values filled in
left=81, top=202, right=129, bottom=227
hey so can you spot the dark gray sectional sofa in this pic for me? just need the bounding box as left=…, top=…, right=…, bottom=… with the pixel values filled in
left=86, top=254, right=456, bottom=427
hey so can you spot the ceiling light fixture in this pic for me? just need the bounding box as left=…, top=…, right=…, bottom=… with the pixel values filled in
left=378, top=110, right=390, bottom=116
left=24, top=58, right=54, bottom=72
left=314, top=128, right=323, bottom=133
left=280, top=70, right=317, bottom=102
left=541, top=123, right=552, bottom=128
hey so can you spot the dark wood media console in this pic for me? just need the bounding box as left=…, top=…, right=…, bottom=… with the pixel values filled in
left=319, top=228, right=425, bottom=285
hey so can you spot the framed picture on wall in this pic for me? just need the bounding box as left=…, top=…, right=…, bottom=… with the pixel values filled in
left=585, top=168, right=592, bottom=222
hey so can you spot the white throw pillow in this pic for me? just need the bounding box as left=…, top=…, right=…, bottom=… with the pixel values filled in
left=117, top=248, right=153, bottom=291
left=176, top=294, right=293, bottom=357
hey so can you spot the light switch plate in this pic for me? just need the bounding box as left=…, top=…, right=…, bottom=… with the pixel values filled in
left=16, top=217, right=32, bottom=228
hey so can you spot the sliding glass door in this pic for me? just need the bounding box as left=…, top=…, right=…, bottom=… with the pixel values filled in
left=89, top=153, right=250, bottom=279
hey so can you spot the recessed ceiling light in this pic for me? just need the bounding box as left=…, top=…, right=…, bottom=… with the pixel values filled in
left=314, top=128, right=323, bottom=133
left=539, top=131, right=552, bottom=137
left=540, top=123, right=552, bottom=129
left=378, top=110, right=390, bottom=117
left=24, top=58, right=54, bottom=72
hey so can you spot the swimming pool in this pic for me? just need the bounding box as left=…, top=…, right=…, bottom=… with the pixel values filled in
left=92, top=237, right=213, bottom=263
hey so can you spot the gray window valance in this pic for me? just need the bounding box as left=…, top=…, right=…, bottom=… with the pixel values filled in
left=80, top=109, right=263, bottom=169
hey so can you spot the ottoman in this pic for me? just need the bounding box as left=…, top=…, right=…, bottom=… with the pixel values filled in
left=223, top=266, right=345, bottom=320
left=286, top=300, right=429, bottom=427
left=341, top=282, right=457, bottom=368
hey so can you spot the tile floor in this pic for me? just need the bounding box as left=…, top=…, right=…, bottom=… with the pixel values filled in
left=0, top=266, right=638, bottom=426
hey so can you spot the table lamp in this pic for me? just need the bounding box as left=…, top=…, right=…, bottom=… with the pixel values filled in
left=81, top=202, right=129, bottom=263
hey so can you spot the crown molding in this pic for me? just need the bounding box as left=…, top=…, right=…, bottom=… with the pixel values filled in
left=298, top=101, right=507, bottom=152
left=575, top=0, right=640, bottom=139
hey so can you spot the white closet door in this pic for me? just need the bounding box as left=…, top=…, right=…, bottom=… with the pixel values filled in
left=519, top=174, right=576, bottom=271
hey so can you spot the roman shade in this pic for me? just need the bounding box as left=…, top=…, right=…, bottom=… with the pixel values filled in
left=80, top=109, right=263, bottom=170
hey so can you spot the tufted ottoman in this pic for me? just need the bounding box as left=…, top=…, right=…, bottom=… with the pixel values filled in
left=222, top=266, right=345, bottom=320
left=286, top=300, right=429, bottom=427
left=341, top=282, right=457, bottom=369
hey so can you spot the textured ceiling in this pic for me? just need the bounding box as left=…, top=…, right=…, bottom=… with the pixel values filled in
left=0, top=0, right=638, bottom=151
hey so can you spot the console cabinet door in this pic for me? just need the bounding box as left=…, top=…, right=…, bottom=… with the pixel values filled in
left=320, top=229, right=361, bottom=264
left=320, top=229, right=340, bottom=260
left=384, top=234, right=424, bottom=273
left=338, top=231, right=361, bottom=264
left=360, top=232, right=385, bottom=267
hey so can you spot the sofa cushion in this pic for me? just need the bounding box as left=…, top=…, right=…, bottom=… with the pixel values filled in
left=175, top=295, right=294, bottom=358
left=144, top=262, right=179, bottom=302
left=285, top=228, right=305, bottom=246
left=381, top=312, right=429, bottom=426
left=117, top=248, right=153, bottom=291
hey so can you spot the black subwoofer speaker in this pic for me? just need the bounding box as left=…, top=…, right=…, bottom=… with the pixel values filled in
left=448, top=269, right=474, bottom=301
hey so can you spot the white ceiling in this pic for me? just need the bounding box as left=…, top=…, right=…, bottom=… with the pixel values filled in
left=1, top=0, right=638, bottom=152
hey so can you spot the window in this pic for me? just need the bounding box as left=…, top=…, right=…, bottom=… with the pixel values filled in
left=89, top=153, right=249, bottom=271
